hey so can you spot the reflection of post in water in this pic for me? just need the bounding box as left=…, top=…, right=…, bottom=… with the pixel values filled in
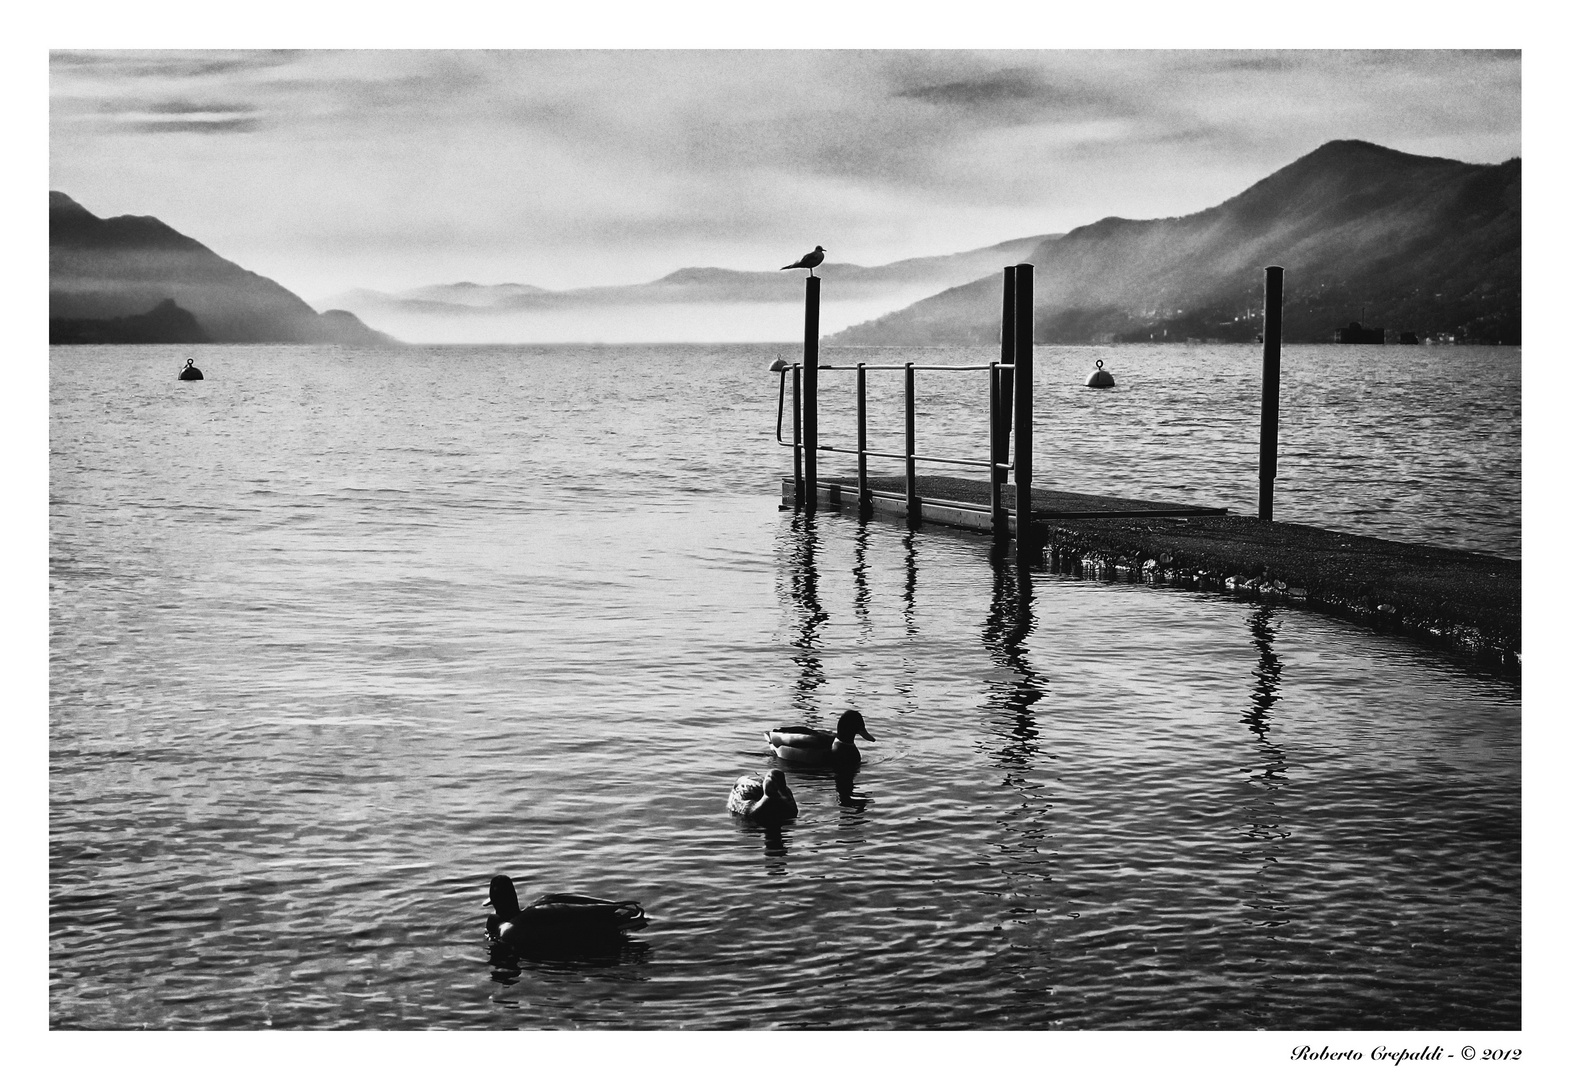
left=1239, top=605, right=1291, bottom=915
left=852, top=519, right=872, bottom=632
left=982, top=544, right=1056, bottom=960
left=984, top=543, right=1047, bottom=775
left=1242, top=605, right=1284, bottom=737
left=781, top=512, right=828, bottom=720
left=902, top=532, right=918, bottom=636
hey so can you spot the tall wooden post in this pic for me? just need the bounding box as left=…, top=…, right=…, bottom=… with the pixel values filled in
left=856, top=362, right=869, bottom=512
left=1012, top=263, right=1034, bottom=552
left=992, top=266, right=1015, bottom=539
left=904, top=362, right=919, bottom=522
left=803, top=276, right=820, bottom=514
left=1259, top=265, right=1283, bottom=522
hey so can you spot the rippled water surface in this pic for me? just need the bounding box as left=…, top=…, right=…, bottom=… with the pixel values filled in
left=50, top=343, right=1520, bottom=1029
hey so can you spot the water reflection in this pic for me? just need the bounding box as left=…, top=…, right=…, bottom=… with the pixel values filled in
left=487, top=935, right=653, bottom=977
left=852, top=520, right=872, bottom=632
left=782, top=513, right=827, bottom=724
left=1237, top=605, right=1292, bottom=926
left=834, top=765, right=869, bottom=810
left=902, top=532, right=918, bottom=636
left=982, top=545, right=1048, bottom=779
left=728, top=820, right=792, bottom=874
left=1242, top=605, right=1284, bottom=737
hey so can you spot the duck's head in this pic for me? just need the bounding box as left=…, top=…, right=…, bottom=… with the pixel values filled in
left=836, top=709, right=874, bottom=743
left=486, top=874, right=522, bottom=917
left=763, top=769, right=792, bottom=798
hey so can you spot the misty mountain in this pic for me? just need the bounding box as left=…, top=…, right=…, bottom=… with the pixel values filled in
left=50, top=192, right=398, bottom=346
left=50, top=298, right=209, bottom=345
left=828, top=141, right=1520, bottom=346
left=315, top=235, right=1056, bottom=334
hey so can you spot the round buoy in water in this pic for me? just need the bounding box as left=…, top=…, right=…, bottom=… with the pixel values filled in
left=1085, top=358, right=1114, bottom=388
left=178, top=358, right=203, bottom=381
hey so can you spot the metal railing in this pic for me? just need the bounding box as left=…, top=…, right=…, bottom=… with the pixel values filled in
left=776, top=361, right=1018, bottom=524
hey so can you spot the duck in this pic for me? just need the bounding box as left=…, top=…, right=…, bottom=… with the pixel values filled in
left=766, top=709, right=875, bottom=767
left=727, top=768, right=798, bottom=824
left=484, top=874, right=647, bottom=949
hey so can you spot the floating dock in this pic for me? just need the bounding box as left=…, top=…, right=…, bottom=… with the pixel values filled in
left=783, top=472, right=1520, bottom=672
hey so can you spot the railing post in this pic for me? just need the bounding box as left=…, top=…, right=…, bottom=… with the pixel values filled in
left=1013, top=263, right=1033, bottom=552
left=904, top=361, right=919, bottom=523
left=792, top=364, right=803, bottom=508
left=989, top=364, right=1003, bottom=534
left=803, top=276, right=820, bottom=514
left=993, top=265, right=1015, bottom=539
left=856, top=362, right=869, bottom=513
left=1259, top=265, right=1284, bottom=522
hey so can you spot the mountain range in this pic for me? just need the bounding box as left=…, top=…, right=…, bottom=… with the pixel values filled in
left=829, top=140, right=1519, bottom=346
left=314, top=235, right=1057, bottom=343
left=49, top=139, right=1520, bottom=348
left=49, top=192, right=397, bottom=346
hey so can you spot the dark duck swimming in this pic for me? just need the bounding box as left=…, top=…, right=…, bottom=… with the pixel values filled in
left=484, top=874, right=648, bottom=950
left=727, top=768, right=798, bottom=824
left=766, top=709, right=875, bottom=767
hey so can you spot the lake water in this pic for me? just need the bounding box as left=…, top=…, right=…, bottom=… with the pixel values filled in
left=49, top=342, right=1520, bottom=1030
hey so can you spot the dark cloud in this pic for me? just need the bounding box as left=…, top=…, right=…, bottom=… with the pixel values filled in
left=122, top=117, right=265, bottom=134
left=144, top=100, right=258, bottom=116
left=896, top=68, right=1048, bottom=107
left=50, top=49, right=302, bottom=80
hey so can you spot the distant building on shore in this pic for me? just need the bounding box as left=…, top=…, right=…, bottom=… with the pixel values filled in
left=1334, top=320, right=1385, bottom=344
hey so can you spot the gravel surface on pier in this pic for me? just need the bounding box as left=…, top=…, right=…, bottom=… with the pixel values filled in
left=820, top=474, right=1520, bottom=669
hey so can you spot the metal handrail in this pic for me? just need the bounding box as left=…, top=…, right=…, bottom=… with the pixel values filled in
left=820, top=363, right=1012, bottom=372
left=775, top=357, right=1017, bottom=531
left=774, top=367, right=1007, bottom=471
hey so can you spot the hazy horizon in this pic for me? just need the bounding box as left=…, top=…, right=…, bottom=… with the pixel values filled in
left=51, top=50, right=1520, bottom=325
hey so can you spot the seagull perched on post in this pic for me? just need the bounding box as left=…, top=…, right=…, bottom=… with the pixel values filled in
left=781, top=245, right=826, bottom=277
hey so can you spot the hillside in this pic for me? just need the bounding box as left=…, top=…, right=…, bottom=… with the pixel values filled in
left=49, top=192, right=398, bottom=346
left=829, top=141, right=1520, bottom=346
left=317, top=235, right=1057, bottom=320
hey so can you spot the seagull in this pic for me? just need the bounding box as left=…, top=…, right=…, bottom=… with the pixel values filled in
left=781, top=245, right=826, bottom=277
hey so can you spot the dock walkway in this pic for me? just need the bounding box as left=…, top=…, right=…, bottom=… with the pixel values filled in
left=784, top=473, right=1520, bottom=672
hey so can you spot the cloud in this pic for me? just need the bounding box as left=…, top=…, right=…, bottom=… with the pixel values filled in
left=896, top=68, right=1050, bottom=107
left=120, top=117, right=264, bottom=134
left=47, top=49, right=1521, bottom=300
left=50, top=49, right=303, bottom=80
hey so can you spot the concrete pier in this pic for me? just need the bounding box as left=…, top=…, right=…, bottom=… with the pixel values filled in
left=781, top=472, right=1519, bottom=672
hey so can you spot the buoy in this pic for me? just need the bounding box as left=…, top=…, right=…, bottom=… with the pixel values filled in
left=769, top=356, right=788, bottom=372
left=178, top=358, right=204, bottom=381
left=1085, top=358, right=1114, bottom=388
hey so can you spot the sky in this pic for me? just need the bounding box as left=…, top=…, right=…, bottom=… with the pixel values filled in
left=48, top=49, right=1521, bottom=305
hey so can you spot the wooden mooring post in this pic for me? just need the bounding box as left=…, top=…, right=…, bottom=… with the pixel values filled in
left=857, top=362, right=869, bottom=512
left=803, top=275, right=820, bottom=514
left=991, top=266, right=1015, bottom=539
left=1012, top=263, right=1034, bottom=552
left=904, top=361, right=920, bottom=522
left=1259, top=265, right=1283, bottom=521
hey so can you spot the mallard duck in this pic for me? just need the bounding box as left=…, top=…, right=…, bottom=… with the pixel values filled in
left=484, top=874, right=647, bottom=948
left=766, top=709, right=875, bottom=766
left=727, top=768, right=798, bottom=823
